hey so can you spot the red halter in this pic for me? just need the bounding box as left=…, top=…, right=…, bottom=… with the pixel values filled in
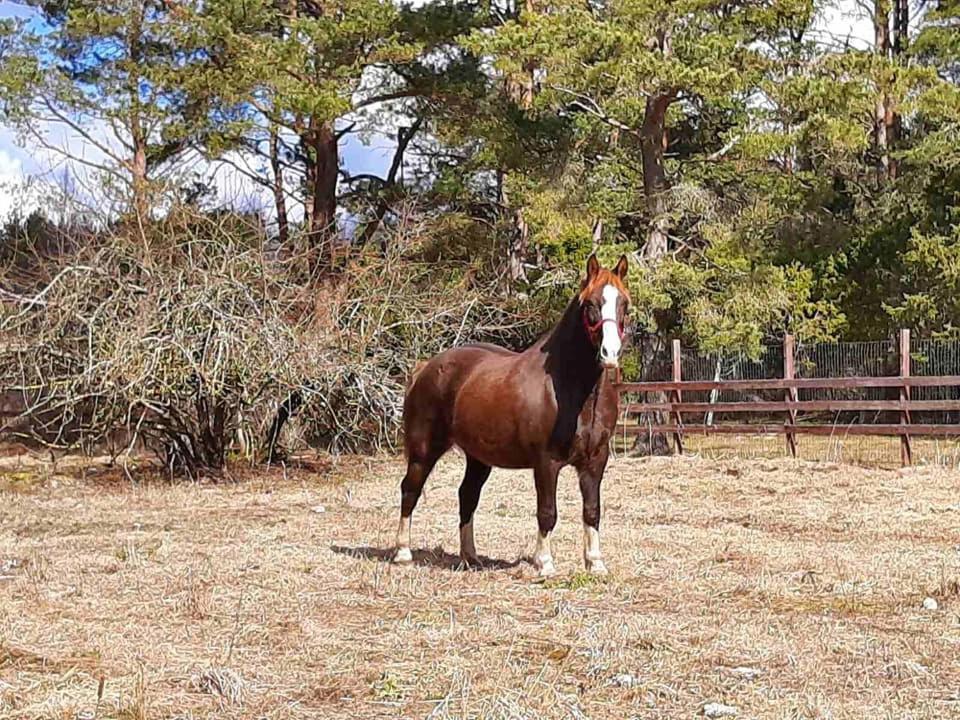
left=582, top=309, right=624, bottom=342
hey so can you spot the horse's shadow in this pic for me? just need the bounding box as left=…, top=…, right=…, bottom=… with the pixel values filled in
left=330, top=544, right=522, bottom=572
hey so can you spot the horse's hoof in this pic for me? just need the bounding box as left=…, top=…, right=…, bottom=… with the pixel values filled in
left=459, top=553, right=482, bottom=569
left=586, top=559, right=608, bottom=576
left=537, top=561, right=557, bottom=578
left=394, top=547, right=413, bottom=565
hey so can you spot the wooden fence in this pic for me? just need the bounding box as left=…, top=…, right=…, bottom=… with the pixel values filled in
left=615, top=330, right=960, bottom=466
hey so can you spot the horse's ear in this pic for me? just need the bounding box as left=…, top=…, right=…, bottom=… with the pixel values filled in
left=585, top=253, right=600, bottom=282
left=614, top=254, right=628, bottom=279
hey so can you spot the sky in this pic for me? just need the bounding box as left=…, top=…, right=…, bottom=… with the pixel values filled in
left=0, top=0, right=878, bottom=221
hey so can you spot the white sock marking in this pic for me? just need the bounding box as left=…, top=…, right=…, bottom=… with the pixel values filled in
left=583, top=522, right=607, bottom=574
left=535, top=531, right=555, bottom=576
left=394, top=516, right=413, bottom=564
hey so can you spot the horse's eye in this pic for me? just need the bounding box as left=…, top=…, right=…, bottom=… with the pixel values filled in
left=587, top=306, right=601, bottom=324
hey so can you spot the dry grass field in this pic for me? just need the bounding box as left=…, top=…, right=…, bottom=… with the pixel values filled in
left=614, top=432, right=960, bottom=469
left=1, top=453, right=959, bottom=719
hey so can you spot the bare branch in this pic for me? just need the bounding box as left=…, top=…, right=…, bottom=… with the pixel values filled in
left=549, top=85, right=642, bottom=138
left=707, top=135, right=741, bottom=161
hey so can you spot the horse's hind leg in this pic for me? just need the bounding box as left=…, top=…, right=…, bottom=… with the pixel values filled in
left=394, top=443, right=444, bottom=564
left=458, top=456, right=491, bottom=567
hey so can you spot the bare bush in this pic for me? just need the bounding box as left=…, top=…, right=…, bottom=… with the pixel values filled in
left=0, top=210, right=325, bottom=474
left=0, top=207, right=552, bottom=474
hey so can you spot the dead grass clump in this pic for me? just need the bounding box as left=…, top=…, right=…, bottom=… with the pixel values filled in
left=0, top=643, right=101, bottom=675
left=168, top=568, right=215, bottom=620
left=191, top=667, right=245, bottom=707
left=115, top=538, right=162, bottom=566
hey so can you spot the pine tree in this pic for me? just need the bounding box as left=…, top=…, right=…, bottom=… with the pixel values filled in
left=0, top=1, right=211, bottom=218
left=192, top=0, right=442, bottom=269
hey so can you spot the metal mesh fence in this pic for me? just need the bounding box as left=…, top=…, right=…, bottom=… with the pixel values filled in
left=678, top=346, right=783, bottom=424
left=796, top=339, right=899, bottom=426
left=617, top=334, right=960, bottom=467
left=796, top=340, right=897, bottom=383
left=911, top=338, right=960, bottom=424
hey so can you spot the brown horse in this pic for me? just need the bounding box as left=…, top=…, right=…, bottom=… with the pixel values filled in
left=394, top=254, right=630, bottom=576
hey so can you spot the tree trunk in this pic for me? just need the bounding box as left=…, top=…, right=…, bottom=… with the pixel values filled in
left=639, top=28, right=674, bottom=259
left=640, top=91, right=673, bottom=260
left=269, top=14, right=290, bottom=245
left=509, top=207, right=529, bottom=283
left=591, top=218, right=603, bottom=252
left=634, top=88, right=675, bottom=455
left=505, top=0, right=537, bottom=107
left=357, top=119, right=422, bottom=252
left=893, top=0, right=909, bottom=56
left=127, top=1, right=149, bottom=221
left=875, top=0, right=891, bottom=184
left=888, top=0, right=909, bottom=180
left=269, top=125, right=290, bottom=246
left=499, top=0, right=537, bottom=286
left=131, top=141, right=149, bottom=221
left=629, top=331, right=672, bottom=457
left=630, top=28, right=677, bottom=457
left=497, top=175, right=529, bottom=284
left=264, top=388, right=307, bottom=463
left=303, top=118, right=338, bottom=269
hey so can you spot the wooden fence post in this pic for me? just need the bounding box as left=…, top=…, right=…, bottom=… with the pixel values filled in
left=784, top=334, right=798, bottom=458
left=672, top=339, right=684, bottom=455
left=900, top=328, right=913, bottom=467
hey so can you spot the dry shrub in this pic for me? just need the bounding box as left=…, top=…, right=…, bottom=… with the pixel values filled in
left=0, top=207, right=552, bottom=474
left=0, top=209, right=325, bottom=474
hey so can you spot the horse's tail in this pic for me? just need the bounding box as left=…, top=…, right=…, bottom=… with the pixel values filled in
left=407, top=360, right=428, bottom=393
left=402, top=361, right=430, bottom=460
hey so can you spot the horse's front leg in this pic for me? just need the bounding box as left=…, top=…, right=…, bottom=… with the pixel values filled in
left=577, top=453, right=609, bottom=575
left=533, top=459, right=562, bottom=577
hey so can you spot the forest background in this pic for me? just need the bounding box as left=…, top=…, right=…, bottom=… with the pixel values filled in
left=0, top=0, right=958, bottom=473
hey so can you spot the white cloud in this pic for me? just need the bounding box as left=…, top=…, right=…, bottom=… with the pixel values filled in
left=0, top=148, right=23, bottom=217
left=0, top=1, right=34, bottom=20
left=202, top=150, right=292, bottom=221
left=0, top=148, right=41, bottom=219
left=815, top=2, right=875, bottom=50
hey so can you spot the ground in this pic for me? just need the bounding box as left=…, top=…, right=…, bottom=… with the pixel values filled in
left=623, top=433, right=960, bottom=469
left=1, top=454, right=959, bottom=719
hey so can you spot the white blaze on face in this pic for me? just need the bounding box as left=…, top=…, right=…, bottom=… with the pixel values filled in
left=600, top=284, right=622, bottom=368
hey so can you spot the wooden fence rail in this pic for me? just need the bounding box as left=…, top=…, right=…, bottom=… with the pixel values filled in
left=615, top=329, right=960, bottom=466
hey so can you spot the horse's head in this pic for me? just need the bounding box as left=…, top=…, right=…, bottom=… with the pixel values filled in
left=579, top=253, right=630, bottom=369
